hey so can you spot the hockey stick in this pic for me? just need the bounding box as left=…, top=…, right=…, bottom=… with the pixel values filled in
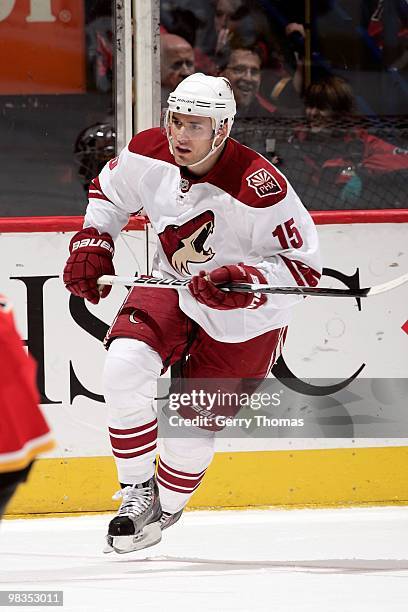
left=98, top=272, right=408, bottom=298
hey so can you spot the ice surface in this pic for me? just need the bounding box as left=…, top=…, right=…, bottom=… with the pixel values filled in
left=1, top=507, right=408, bottom=612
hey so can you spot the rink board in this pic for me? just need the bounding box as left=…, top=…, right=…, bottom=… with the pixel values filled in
left=5, top=445, right=408, bottom=515
left=1, top=216, right=408, bottom=513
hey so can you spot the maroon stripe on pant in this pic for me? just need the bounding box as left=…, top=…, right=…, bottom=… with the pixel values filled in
left=109, top=425, right=157, bottom=450
left=112, top=441, right=157, bottom=459
left=157, top=459, right=206, bottom=491
left=110, top=420, right=158, bottom=458
left=109, top=418, right=157, bottom=436
left=156, top=474, right=202, bottom=494
left=158, top=458, right=207, bottom=478
left=109, top=426, right=157, bottom=450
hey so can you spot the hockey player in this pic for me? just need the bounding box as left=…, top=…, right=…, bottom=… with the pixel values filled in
left=0, top=296, right=54, bottom=519
left=63, top=73, right=321, bottom=553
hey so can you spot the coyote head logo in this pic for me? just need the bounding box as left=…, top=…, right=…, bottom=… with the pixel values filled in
left=159, top=210, right=215, bottom=276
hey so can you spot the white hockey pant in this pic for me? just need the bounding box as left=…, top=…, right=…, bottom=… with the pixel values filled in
left=103, top=338, right=215, bottom=513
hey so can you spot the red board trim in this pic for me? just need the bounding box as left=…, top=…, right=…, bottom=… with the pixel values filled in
left=0, top=215, right=147, bottom=233
left=310, top=210, right=408, bottom=225
left=0, top=210, right=407, bottom=233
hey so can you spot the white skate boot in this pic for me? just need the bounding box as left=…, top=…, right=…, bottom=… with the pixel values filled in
left=104, top=477, right=162, bottom=554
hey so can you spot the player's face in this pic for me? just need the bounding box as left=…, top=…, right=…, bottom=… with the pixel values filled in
left=169, top=113, right=216, bottom=166
left=223, top=49, right=261, bottom=109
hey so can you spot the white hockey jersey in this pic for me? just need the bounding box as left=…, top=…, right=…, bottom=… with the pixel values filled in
left=84, top=128, right=321, bottom=342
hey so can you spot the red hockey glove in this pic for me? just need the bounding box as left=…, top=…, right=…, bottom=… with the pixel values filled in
left=189, top=264, right=267, bottom=310
left=63, top=227, right=115, bottom=304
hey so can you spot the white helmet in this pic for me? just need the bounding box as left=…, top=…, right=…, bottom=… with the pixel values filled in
left=165, top=73, right=236, bottom=167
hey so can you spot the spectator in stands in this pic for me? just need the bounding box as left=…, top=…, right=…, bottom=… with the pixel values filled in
left=363, top=0, right=408, bottom=115
left=219, top=41, right=275, bottom=117
left=160, top=9, right=217, bottom=76
left=213, top=0, right=248, bottom=53
left=201, top=0, right=273, bottom=66
left=215, top=38, right=281, bottom=162
left=160, top=33, right=195, bottom=106
left=366, top=0, right=408, bottom=70
left=160, top=5, right=203, bottom=48
left=279, top=75, right=408, bottom=209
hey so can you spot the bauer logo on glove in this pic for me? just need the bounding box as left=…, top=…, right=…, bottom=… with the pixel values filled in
left=72, top=237, right=114, bottom=254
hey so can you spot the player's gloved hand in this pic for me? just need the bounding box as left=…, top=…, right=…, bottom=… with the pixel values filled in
left=189, top=264, right=267, bottom=310
left=63, top=227, right=115, bottom=304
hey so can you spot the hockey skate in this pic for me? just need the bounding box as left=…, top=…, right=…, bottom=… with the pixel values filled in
left=104, top=477, right=162, bottom=554
left=159, top=509, right=183, bottom=530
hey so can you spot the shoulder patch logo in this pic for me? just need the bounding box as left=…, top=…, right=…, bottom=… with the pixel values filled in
left=246, top=168, right=282, bottom=198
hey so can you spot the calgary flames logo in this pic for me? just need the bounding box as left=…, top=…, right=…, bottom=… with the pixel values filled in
left=246, top=168, right=283, bottom=198
left=159, top=210, right=215, bottom=276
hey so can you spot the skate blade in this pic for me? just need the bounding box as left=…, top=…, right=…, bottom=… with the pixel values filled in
left=104, top=521, right=162, bottom=554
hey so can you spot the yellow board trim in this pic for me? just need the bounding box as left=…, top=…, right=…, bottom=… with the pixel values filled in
left=5, top=446, right=408, bottom=515
left=0, top=440, right=55, bottom=474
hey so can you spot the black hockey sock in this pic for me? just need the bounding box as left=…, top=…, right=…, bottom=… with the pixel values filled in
left=120, top=479, right=152, bottom=489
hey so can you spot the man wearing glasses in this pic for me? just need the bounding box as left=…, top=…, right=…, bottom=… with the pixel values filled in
left=220, top=44, right=274, bottom=118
